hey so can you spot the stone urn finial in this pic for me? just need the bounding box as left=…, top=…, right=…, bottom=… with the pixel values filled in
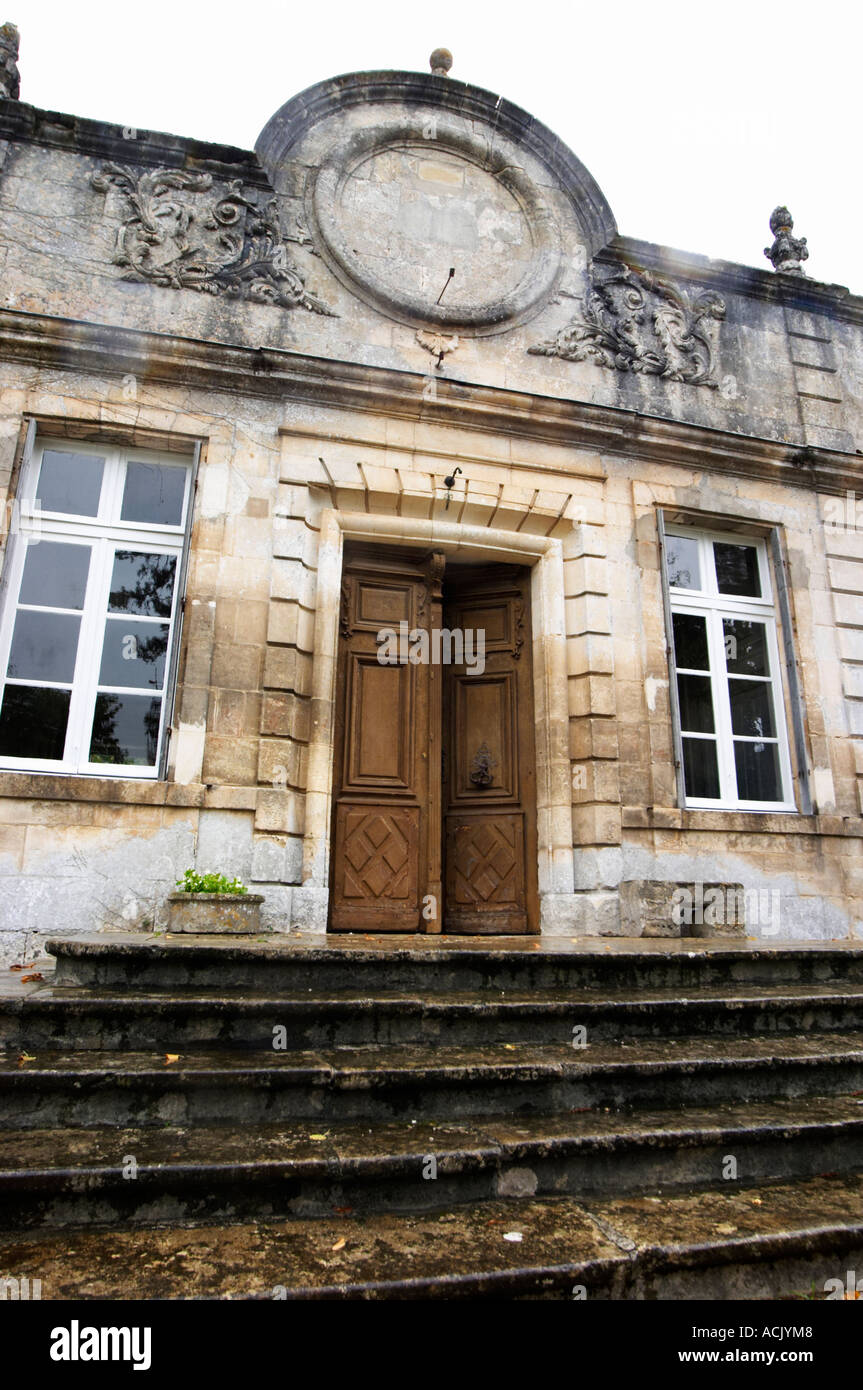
left=0, top=22, right=19, bottom=101
left=764, top=205, right=809, bottom=276
left=429, top=47, right=453, bottom=77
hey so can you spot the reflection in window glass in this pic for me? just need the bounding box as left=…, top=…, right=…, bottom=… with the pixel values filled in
left=37, top=451, right=104, bottom=517
left=734, top=741, right=781, bottom=801
left=665, top=534, right=701, bottom=590
left=682, top=737, right=720, bottom=799
left=121, top=462, right=186, bottom=526
left=729, top=680, right=776, bottom=738
left=0, top=685, right=71, bottom=760
left=109, top=551, right=176, bottom=617
left=19, top=541, right=91, bottom=610
left=7, top=610, right=81, bottom=683
left=677, top=674, right=715, bottom=733
left=714, top=542, right=761, bottom=597
left=98, top=620, right=168, bottom=689
left=89, top=693, right=161, bottom=766
left=723, top=618, right=769, bottom=676
left=672, top=612, right=709, bottom=671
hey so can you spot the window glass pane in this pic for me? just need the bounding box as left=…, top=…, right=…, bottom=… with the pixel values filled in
left=109, top=551, right=177, bottom=618
left=714, top=542, right=761, bottom=597
left=723, top=619, right=769, bottom=676
left=89, top=693, right=161, bottom=766
left=672, top=612, right=709, bottom=670
left=682, top=737, right=720, bottom=798
left=729, top=680, right=776, bottom=738
left=121, top=462, right=186, bottom=526
left=677, top=673, right=715, bottom=733
left=734, top=740, right=781, bottom=801
left=37, top=450, right=104, bottom=517
left=19, top=541, right=91, bottom=610
left=665, top=534, right=701, bottom=590
left=98, top=620, right=168, bottom=689
left=7, top=610, right=81, bottom=682
left=0, top=685, right=70, bottom=760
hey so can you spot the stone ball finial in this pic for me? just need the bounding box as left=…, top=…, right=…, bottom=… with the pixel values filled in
left=769, top=205, right=794, bottom=236
left=430, top=48, right=453, bottom=77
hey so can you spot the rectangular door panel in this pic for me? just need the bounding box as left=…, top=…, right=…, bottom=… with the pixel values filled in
left=451, top=672, right=517, bottom=803
left=344, top=656, right=413, bottom=789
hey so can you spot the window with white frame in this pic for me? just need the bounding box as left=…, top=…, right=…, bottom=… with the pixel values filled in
left=662, top=526, right=796, bottom=810
left=0, top=437, right=193, bottom=778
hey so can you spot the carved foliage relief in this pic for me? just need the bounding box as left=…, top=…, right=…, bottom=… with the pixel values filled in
left=90, top=164, right=336, bottom=316
left=529, top=264, right=726, bottom=388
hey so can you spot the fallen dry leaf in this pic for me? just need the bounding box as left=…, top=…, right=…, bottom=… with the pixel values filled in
left=164, top=1054, right=180, bottom=1064
left=9, top=963, right=33, bottom=972
left=20, top=973, right=43, bottom=983
left=333, top=1206, right=353, bottom=1215
left=309, top=1133, right=329, bottom=1141
left=17, top=1052, right=36, bottom=1064
left=331, top=1237, right=346, bottom=1252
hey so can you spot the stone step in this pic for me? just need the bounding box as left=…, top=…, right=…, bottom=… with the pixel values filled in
left=1, top=1096, right=862, bottom=1230
left=6, top=980, right=863, bottom=1051
left=1, top=1173, right=861, bottom=1299
left=5, top=1034, right=863, bottom=1129
left=47, top=935, right=863, bottom=995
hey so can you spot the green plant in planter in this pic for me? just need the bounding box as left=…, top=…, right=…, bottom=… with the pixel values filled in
left=176, top=869, right=249, bottom=895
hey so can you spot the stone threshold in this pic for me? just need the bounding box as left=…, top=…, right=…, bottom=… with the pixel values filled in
left=44, top=931, right=863, bottom=958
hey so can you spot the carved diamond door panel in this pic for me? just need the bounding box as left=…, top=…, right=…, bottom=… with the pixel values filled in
left=334, top=805, right=420, bottom=911
left=446, top=813, right=526, bottom=932
left=442, top=565, right=539, bottom=934
left=329, top=546, right=432, bottom=932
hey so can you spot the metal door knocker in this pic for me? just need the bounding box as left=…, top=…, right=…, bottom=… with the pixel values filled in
left=469, top=742, right=496, bottom=788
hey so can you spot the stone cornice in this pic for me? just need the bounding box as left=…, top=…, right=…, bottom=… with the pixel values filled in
left=605, top=237, right=863, bottom=325
left=2, top=306, right=862, bottom=494
left=0, top=96, right=270, bottom=186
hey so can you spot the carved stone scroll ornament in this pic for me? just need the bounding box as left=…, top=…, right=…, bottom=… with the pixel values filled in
left=529, top=264, right=726, bottom=388
left=90, top=164, right=336, bottom=316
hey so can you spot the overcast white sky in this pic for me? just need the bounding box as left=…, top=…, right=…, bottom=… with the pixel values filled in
left=11, top=0, right=863, bottom=291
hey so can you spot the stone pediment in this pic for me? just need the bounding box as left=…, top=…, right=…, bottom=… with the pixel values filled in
left=254, top=70, right=617, bottom=334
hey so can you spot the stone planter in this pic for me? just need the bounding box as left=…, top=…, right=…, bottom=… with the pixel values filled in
left=167, top=892, right=267, bottom=935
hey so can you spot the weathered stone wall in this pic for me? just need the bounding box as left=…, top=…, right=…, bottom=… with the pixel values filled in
left=0, top=72, right=860, bottom=957
left=0, top=98, right=860, bottom=451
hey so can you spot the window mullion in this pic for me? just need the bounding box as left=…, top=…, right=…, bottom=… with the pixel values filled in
left=66, top=535, right=111, bottom=770
left=708, top=607, right=736, bottom=803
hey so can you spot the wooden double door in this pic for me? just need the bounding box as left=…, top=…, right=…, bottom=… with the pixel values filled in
left=329, top=544, right=539, bottom=934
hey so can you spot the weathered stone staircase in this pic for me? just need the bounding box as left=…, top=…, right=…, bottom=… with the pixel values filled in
left=2, top=934, right=863, bottom=1299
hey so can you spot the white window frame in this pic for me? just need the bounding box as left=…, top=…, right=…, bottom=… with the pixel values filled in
left=0, top=436, right=193, bottom=779
left=663, top=525, right=797, bottom=812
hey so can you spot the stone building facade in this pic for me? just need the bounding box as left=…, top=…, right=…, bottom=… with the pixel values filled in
left=0, top=38, right=861, bottom=958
